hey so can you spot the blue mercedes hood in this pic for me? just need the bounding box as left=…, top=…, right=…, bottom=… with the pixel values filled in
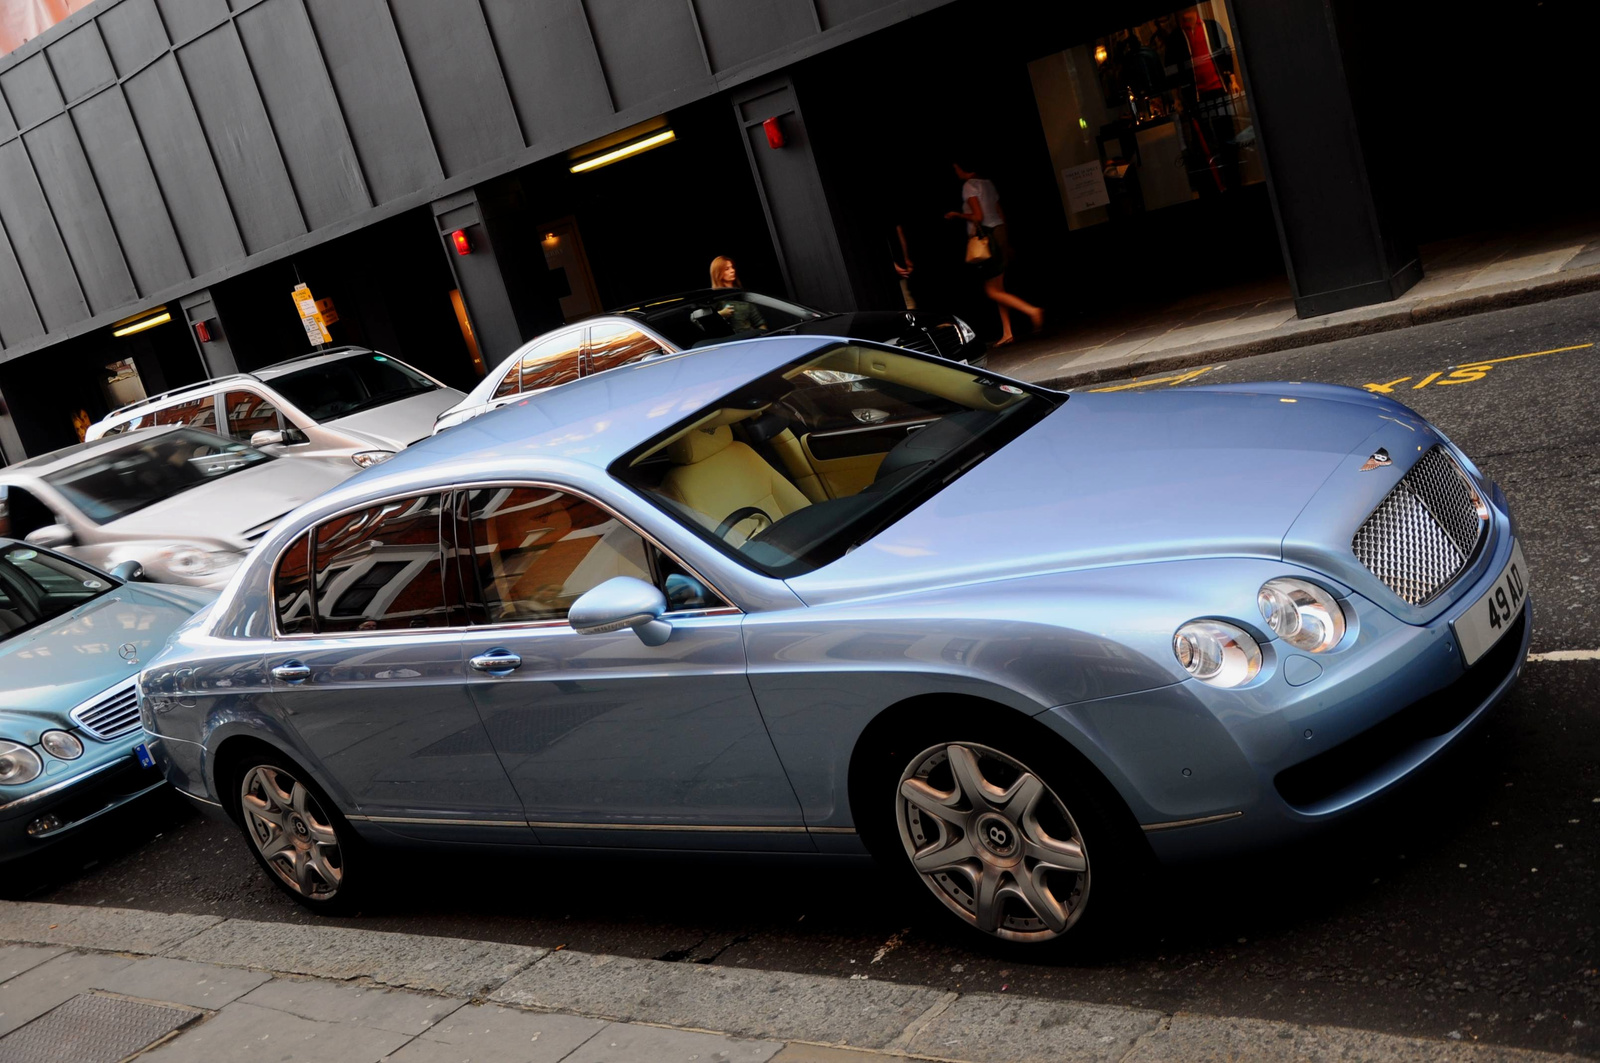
left=0, top=582, right=214, bottom=744
left=789, top=384, right=1411, bottom=606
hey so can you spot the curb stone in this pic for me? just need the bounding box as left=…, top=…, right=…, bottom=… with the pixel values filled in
left=0, top=900, right=1586, bottom=1062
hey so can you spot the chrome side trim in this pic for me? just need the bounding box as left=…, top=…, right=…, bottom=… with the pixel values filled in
left=346, top=815, right=528, bottom=827
left=809, top=826, right=859, bottom=835
left=1141, top=811, right=1243, bottom=833
left=0, top=759, right=124, bottom=814
left=173, top=786, right=222, bottom=809
left=527, top=820, right=810, bottom=833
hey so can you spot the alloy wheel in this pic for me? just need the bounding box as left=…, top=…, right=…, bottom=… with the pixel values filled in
left=895, top=742, right=1089, bottom=942
left=240, top=764, right=343, bottom=901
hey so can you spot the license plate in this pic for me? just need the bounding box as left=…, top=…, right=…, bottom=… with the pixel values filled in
left=133, top=743, right=155, bottom=769
left=1451, top=541, right=1530, bottom=666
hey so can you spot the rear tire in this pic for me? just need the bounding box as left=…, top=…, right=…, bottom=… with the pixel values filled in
left=855, top=709, right=1142, bottom=957
left=228, top=750, right=365, bottom=914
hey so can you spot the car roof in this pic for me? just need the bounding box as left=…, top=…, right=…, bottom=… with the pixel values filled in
left=373, top=334, right=836, bottom=481
left=605, top=288, right=811, bottom=318
left=253, top=346, right=377, bottom=380
left=3, top=425, right=189, bottom=475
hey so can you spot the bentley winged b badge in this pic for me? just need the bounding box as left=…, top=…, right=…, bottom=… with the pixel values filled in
left=1359, top=448, right=1392, bottom=472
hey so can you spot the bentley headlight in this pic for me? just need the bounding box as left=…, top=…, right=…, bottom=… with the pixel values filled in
left=1173, top=621, right=1262, bottom=687
left=352, top=449, right=396, bottom=468
left=1258, top=578, right=1345, bottom=652
left=164, top=546, right=240, bottom=578
left=40, top=730, right=83, bottom=760
left=0, top=741, right=43, bottom=785
left=953, top=316, right=976, bottom=345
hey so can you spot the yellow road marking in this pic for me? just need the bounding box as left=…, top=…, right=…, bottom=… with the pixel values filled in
left=1090, top=366, right=1215, bottom=392
left=1454, top=342, right=1592, bottom=368
left=1365, top=341, right=1592, bottom=393
left=1363, top=377, right=1412, bottom=394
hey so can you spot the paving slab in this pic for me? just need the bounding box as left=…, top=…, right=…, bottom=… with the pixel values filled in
left=170, top=918, right=543, bottom=997
left=0, top=901, right=220, bottom=955
left=137, top=1000, right=412, bottom=1063
left=770, top=1045, right=922, bottom=1062
left=0, top=944, right=64, bottom=982
left=386, top=1003, right=606, bottom=1063
left=90, top=956, right=271, bottom=1009
left=0, top=951, right=136, bottom=1036
left=490, top=950, right=950, bottom=1049
left=895, top=991, right=1162, bottom=1063
left=241, top=976, right=464, bottom=1034
left=564, top=1020, right=782, bottom=1063
left=1124, top=1012, right=1578, bottom=1063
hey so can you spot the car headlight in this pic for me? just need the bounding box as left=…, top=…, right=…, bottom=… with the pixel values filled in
left=351, top=449, right=396, bottom=468
left=40, top=730, right=83, bottom=760
left=1173, top=620, right=1262, bottom=687
left=1258, top=578, right=1345, bottom=653
left=163, top=546, right=242, bottom=578
left=0, top=741, right=43, bottom=785
left=953, top=316, right=976, bottom=345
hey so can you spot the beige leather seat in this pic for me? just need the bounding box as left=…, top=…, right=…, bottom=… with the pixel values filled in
left=659, top=425, right=808, bottom=541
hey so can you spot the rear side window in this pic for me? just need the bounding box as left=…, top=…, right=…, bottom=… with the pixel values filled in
left=275, top=533, right=315, bottom=634
left=586, top=323, right=664, bottom=375
left=226, top=391, right=283, bottom=440
left=518, top=332, right=583, bottom=394
left=153, top=395, right=217, bottom=431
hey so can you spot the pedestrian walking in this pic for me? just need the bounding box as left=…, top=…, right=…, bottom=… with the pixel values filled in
left=945, top=160, right=1043, bottom=346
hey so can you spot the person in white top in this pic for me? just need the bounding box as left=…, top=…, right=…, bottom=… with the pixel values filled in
left=945, top=161, right=1044, bottom=346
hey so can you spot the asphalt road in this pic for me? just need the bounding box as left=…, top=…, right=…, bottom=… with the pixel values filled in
left=16, top=293, right=1599, bottom=1057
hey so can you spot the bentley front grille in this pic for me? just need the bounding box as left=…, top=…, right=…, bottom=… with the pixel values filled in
left=1351, top=445, right=1487, bottom=605
left=70, top=682, right=142, bottom=740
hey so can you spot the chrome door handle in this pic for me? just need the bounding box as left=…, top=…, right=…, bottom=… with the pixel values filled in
left=272, top=661, right=311, bottom=684
left=470, top=649, right=522, bottom=674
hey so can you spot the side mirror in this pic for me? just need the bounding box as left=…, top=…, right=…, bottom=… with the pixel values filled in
left=250, top=429, right=286, bottom=448
left=109, top=559, right=145, bottom=582
left=24, top=523, right=74, bottom=549
left=569, top=576, right=672, bottom=646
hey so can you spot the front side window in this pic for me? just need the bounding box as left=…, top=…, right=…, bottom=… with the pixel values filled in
left=312, top=494, right=451, bottom=633
left=518, top=332, right=584, bottom=394
left=460, top=487, right=650, bottom=623
left=585, top=323, right=664, bottom=375
left=627, top=292, right=823, bottom=349
left=44, top=429, right=271, bottom=524
left=268, top=353, right=437, bottom=423
left=614, top=344, right=1055, bottom=579
left=226, top=390, right=284, bottom=440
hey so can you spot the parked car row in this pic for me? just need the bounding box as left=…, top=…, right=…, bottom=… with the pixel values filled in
left=0, top=306, right=1530, bottom=953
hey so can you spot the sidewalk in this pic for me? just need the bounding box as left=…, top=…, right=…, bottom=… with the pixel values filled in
left=0, top=900, right=1582, bottom=1063
left=991, top=221, right=1600, bottom=389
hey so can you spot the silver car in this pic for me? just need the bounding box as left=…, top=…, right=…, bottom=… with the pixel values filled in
left=87, top=347, right=466, bottom=469
left=0, top=427, right=353, bottom=588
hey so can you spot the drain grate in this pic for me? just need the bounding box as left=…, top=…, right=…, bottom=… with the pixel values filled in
left=0, top=993, right=200, bottom=1063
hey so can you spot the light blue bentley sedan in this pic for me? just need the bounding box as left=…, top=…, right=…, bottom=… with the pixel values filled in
left=1, top=543, right=213, bottom=863
left=138, top=336, right=1529, bottom=950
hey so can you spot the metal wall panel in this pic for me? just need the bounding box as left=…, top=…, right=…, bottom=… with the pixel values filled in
left=155, top=0, right=229, bottom=44
left=479, top=0, right=612, bottom=144
left=236, top=0, right=368, bottom=230
left=301, top=0, right=440, bottom=203
left=0, top=233, right=44, bottom=348
left=0, top=54, right=65, bottom=129
left=386, top=0, right=522, bottom=176
left=24, top=115, right=137, bottom=314
left=695, top=0, right=819, bottom=72
left=176, top=23, right=305, bottom=252
left=73, top=86, right=190, bottom=295
left=123, top=54, right=243, bottom=274
left=815, top=0, right=895, bottom=29
left=583, top=0, right=710, bottom=112
left=0, top=86, right=13, bottom=139
left=0, top=141, right=90, bottom=331
left=98, top=0, right=169, bottom=77
left=47, top=23, right=117, bottom=103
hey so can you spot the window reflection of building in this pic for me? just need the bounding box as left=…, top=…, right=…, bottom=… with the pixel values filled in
left=313, top=495, right=451, bottom=632
left=1028, top=3, right=1264, bottom=230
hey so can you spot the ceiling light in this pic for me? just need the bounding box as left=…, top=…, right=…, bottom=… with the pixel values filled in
left=112, top=311, right=172, bottom=337
left=569, top=130, right=676, bottom=174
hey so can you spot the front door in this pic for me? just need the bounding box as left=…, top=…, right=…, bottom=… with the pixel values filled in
left=453, top=484, right=810, bottom=850
left=265, top=492, right=529, bottom=843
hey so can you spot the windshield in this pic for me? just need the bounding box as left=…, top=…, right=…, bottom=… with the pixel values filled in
left=625, top=291, right=825, bottom=350
left=268, top=353, right=437, bottom=422
left=0, top=545, right=116, bottom=641
left=43, top=428, right=271, bottom=524
left=613, top=344, right=1056, bottom=578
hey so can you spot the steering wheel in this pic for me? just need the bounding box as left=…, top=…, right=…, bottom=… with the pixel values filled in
left=714, top=505, right=773, bottom=541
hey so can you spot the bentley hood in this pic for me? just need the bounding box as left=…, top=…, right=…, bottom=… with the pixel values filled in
left=790, top=384, right=1428, bottom=606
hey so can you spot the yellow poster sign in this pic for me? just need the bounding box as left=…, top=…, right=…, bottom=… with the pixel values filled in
left=292, top=283, right=331, bottom=346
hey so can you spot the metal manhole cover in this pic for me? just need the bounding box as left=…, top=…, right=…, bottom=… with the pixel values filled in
left=0, top=993, right=200, bottom=1063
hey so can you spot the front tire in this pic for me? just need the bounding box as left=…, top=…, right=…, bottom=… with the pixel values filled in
left=232, top=753, right=363, bottom=913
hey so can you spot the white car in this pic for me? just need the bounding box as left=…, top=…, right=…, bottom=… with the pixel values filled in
left=88, top=347, right=466, bottom=469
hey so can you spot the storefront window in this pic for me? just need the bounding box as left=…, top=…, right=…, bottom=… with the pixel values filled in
left=1028, top=3, right=1264, bottom=231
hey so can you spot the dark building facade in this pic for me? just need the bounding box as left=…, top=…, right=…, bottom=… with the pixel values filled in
left=1, top=0, right=1594, bottom=459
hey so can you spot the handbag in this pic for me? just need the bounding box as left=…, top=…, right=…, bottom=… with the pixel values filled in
left=965, top=226, right=992, bottom=264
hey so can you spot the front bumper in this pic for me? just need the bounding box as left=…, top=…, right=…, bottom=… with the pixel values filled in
left=1040, top=532, right=1531, bottom=862
left=0, top=752, right=166, bottom=862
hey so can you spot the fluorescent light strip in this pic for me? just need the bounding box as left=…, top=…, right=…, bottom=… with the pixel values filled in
left=569, top=129, right=676, bottom=173
left=112, top=312, right=172, bottom=337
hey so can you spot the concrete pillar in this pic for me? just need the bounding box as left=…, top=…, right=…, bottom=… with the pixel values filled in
left=1229, top=0, right=1420, bottom=317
